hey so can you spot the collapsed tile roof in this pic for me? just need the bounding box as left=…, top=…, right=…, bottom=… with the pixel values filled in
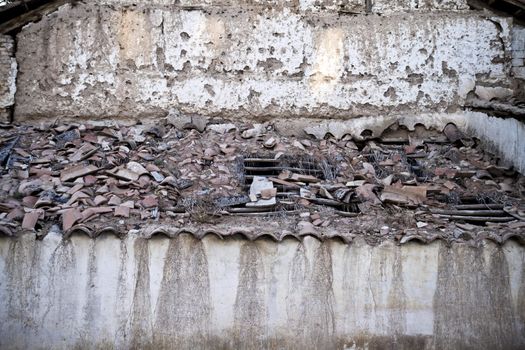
left=0, top=118, right=523, bottom=245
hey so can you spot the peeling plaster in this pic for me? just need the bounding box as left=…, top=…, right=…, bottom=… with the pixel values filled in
left=13, top=4, right=512, bottom=120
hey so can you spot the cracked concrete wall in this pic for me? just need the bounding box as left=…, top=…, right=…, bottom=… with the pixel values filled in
left=0, top=35, right=16, bottom=123
left=0, top=233, right=524, bottom=349
left=13, top=2, right=512, bottom=121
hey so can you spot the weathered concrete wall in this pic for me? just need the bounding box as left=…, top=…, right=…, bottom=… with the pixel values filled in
left=512, top=25, right=525, bottom=79
left=0, top=233, right=524, bottom=350
left=0, top=34, right=16, bottom=122
left=13, top=2, right=511, bottom=121
left=96, top=0, right=469, bottom=13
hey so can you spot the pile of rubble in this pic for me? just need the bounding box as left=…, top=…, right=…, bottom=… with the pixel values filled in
left=0, top=118, right=523, bottom=244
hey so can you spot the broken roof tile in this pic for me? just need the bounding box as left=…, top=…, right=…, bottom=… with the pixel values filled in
left=0, top=120, right=521, bottom=243
left=62, top=208, right=83, bottom=231
left=21, top=210, right=43, bottom=230
left=60, top=164, right=99, bottom=182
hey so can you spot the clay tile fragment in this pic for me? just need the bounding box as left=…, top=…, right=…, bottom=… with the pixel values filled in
left=146, top=164, right=161, bottom=172
left=66, top=191, right=90, bottom=206
left=7, top=208, right=24, bottom=221
left=84, top=175, right=97, bottom=186
left=290, top=173, right=320, bottom=183
left=356, top=184, right=381, bottom=205
left=94, top=195, right=108, bottom=206
left=138, top=175, right=151, bottom=188
left=443, top=123, right=463, bottom=143
left=203, top=147, right=218, bottom=160
left=21, top=210, right=43, bottom=230
left=60, top=164, right=99, bottom=182
left=310, top=213, right=321, bottom=221
left=22, top=196, right=39, bottom=208
left=35, top=190, right=60, bottom=208
left=114, top=169, right=140, bottom=182
left=69, top=143, right=97, bottom=162
left=18, top=179, right=44, bottom=196
left=81, top=207, right=113, bottom=222
left=380, top=185, right=426, bottom=206
left=62, top=208, right=83, bottom=231
left=66, top=184, right=84, bottom=195
left=312, top=219, right=323, bottom=226
left=108, top=195, right=122, bottom=206
left=126, top=162, right=148, bottom=176
left=121, top=200, right=135, bottom=208
left=142, top=195, right=158, bottom=208
left=260, top=188, right=277, bottom=200
left=114, top=206, right=130, bottom=218
left=269, top=177, right=300, bottom=188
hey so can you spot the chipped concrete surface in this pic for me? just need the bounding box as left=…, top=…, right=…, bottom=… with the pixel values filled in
left=0, top=35, right=16, bottom=121
left=13, top=3, right=512, bottom=121
left=96, top=0, right=467, bottom=12
left=371, top=0, right=469, bottom=13
left=0, top=233, right=524, bottom=349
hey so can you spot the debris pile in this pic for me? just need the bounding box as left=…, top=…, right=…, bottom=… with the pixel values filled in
left=0, top=119, right=523, bottom=243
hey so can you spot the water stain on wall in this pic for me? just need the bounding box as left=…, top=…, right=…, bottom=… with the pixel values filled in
left=386, top=248, right=407, bottom=342
left=232, top=241, right=267, bottom=349
left=127, top=238, right=153, bottom=349
left=287, top=240, right=335, bottom=348
left=287, top=241, right=309, bottom=344
left=3, top=236, right=40, bottom=348
left=433, top=244, right=524, bottom=350
left=152, top=234, right=211, bottom=349
left=304, top=242, right=336, bottom=348
left=79, top=240, right=100, bottom=344
left=113, top=239, right=130, bottom=347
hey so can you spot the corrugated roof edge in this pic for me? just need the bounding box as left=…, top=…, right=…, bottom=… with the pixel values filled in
left=0, top=221, right=524, bottom=246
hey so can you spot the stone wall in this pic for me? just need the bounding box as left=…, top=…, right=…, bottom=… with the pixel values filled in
left=0, top=233, right=524, bottom=349
left=0, top=34, right=16, bottom=123
left=13, top=1, right=512, bottom=121
left=512, top=25, right=525, bottom=79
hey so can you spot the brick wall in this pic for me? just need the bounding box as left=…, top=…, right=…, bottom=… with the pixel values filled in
left=512, top=25, right=525, bottom=79
left=0, top=35, right=16, bottom=123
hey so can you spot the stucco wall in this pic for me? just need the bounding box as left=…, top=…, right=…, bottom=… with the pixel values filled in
left=0, top=34, right=16, bottom=122
left=0, top=232, right=524, bottom=349
left=13, top=2, right=511, bottom=121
